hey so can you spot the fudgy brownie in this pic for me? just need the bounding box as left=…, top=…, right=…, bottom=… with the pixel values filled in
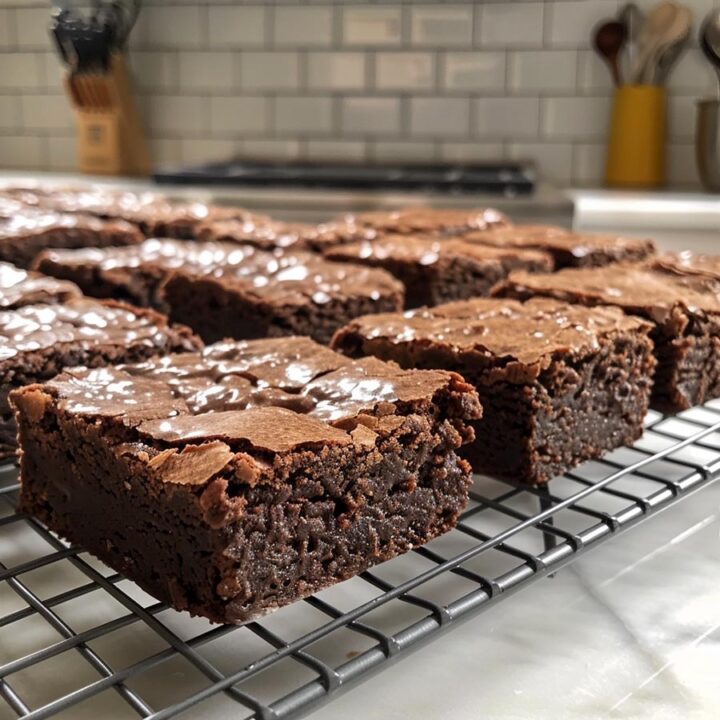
left=3, top=184, right=268, bottom=239
left=0, top=261, right=81, bottom=308
left=652, top=251, right=720, bottom=280
left=0, top=206, right=143, bottom=268
left=0, top=297, right=200, bottom=459
left=499, top=264, right=720, bottom=411
left=12, top=337, right=481, bottom=623
left=197, top=217, right=322, bottom=251
left=463, top=225, right=656, bottom=268
left=331, top=297, right=655, bottom=484
left=323, top=235, right=554, bottom=308
left=309, top=206, right=510, bottom=250
left=35, top=239, right=405, bottom=344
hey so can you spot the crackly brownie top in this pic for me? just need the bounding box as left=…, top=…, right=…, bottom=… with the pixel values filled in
left=37, top=337, right=476, bottom=454
left=652, top=251, right=720, bottom=280
left=464, top=225, right=655, bottom=259
left=0, top=206, right=140, bottom=240
left=324, top=235, right=553, bottom=268
left=0, top=262, right=81, bottom=308
left=41, top=238, right=404, bottom=304
left=198, top=217, right=321, bottom=251
left=0, top=298, right=192, bottom=362
left=334, top=297, right=649, bottom=367
left=503, top=264, right=720, bottom=320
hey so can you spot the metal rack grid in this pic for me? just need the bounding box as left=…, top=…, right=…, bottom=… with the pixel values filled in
left=2, top=402, right=720, bottom=720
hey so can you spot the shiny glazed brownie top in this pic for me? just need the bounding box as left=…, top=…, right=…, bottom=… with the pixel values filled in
left=503, top=264, right=720, bottom=321
left=652, top=251, right=720, bottom=280
left=0, top=262, right=81, bottom=308
left=37, top=337, right=477, bottom=453
left=323, top=235, right=553, bottom=268
left=0, top=297, right=191, bottom=362
left=333, top=297, right=650, bottom=366
left=464, top=225, right=656, bottom=259
left=198, top=217, right=322, bottom=251
left=39, top=238, right=404, bottom=304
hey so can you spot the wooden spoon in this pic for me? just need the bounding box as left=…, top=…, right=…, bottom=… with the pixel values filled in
left=593, top=20, right=627, bottom=86
left=633, top=1, right=680, bottom=83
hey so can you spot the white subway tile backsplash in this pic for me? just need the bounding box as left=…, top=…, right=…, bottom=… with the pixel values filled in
left=133, top=6, right=205, bottom=50
left=372, top=140, right=437, bottom=162
left=1, top=0, right=709, bottom=188
left=208, top=6, right=266, bottom=48
left=509, top=141, right=574, bottom=183
left=20, top=94, right=73, bottom=131
left=306, top=139, right=366, bottom=161
left=510, top=50, right=577, bottom=92
left=410, top=5, right=474, bottom=47
left=13, top=7, right=49, bottom=50
left=410, top=97, right=469, bottom=137
left=240, top=52, right=299, bottom=90
left=442, top=52, right=505, bottom=91
left=274, top=6, right=333, bottom=47
left=145, top=95, right=209, bottom=134
left=209, top=96, right=268, bottom=136
left=375, top=53, right=435, bottom=91
left=547, top=0, right=619, bottom=48
left=478, top=3, right=544, bottom=49
left=541, top=96, right=610, bottom=139
left=342, top=7, right=402, bottom=46
left=178, top=52, right=235, bottom=92
left=342, top=97, right=401, bottom=135
left=667, top=143, right=699, bottom=186
left=474, top=97, right=540, bottom=138
left=307, top=52, right=366, bottom=90
left=0, top=53, right=42, bottom=89
left=275, top=97, right=334, bottom=134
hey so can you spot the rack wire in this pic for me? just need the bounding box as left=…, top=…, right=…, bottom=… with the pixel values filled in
left=2, top=401, right=720, bottom=720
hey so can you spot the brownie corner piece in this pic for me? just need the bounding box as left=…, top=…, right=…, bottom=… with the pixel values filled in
left=332, top=297, right=656, bottom=484
left=12, top=338, right=480, bottom=624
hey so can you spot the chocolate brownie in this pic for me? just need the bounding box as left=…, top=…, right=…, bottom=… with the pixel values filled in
left=197, top=217, right=322, bottom=251
left=12, top=337, right=481, bottom=623
left=652, top=251, right=720, bottom=281
left=35, top=239, right=405, bottom=344
left=0, top=261, right=81, bottom=308
left=331, top=297, right=655, bottom=485
left=463, top=225, right=656, bottom=268
left=308, top=206, right=510, bottom=250
left=0, top=205, right=143, bottom=268
left=3, top=184, right=268, bottom=239
left=323, top=235, right=554, bottom=308
left=500, top=264, right=720, bottom=412
left=0, top=298, right=200, bottom=459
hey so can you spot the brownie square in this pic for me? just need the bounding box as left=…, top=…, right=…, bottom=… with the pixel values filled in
left=12, top=337, right=481, bottom=623
left=35, top=239, right=405, bottom=344
left=499, top=264, right=720, bottom=411
left=463, top=225, right=656, bottom=268
left=331, top=297, right=655, bottom=485
left=0, top=206, right=143, bottom=268
left=197, top=217, right=323, bottom=251
left=652, top=251, right=720, bottom=281
left=0, top=297, right=201, bottom=459
left=0, top=261, right=81, bottom=309
left=323, top=235, right=554, bottom=308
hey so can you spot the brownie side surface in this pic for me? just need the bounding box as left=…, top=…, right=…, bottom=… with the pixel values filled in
left=499, top=265, right=720, bottom=411
left=331, top=297, right=655, bottom=484
left=13, top=342, right=480, bottom=623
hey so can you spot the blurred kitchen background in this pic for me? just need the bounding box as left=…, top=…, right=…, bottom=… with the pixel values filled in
left=1, top=0, right=719, bottom=188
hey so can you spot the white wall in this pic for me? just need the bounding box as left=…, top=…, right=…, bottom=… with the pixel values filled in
left=1, top=0, right=718, bottom=187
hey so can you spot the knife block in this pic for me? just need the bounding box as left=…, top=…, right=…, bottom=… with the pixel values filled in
left=66, top=53, right=151, bottom=177
left=604, top=85, right=666, bottom=189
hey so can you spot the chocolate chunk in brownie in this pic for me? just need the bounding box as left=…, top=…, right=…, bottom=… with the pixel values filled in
left=463, top=225, right=656, bottom=268
left=0, top=206, right=143, bottom=268
left=12, top=337, right=481, bottom=623
left=0, top=297, right=201, bottom=458
left=324, top=235, right=554, bottom=308
left=499, top=263, right=720, bottom=411
left=36, top=239, right=405, bottom=344
left=0, top=261, right=81, bottom=308
left=331, top=297, right=655, bottom=484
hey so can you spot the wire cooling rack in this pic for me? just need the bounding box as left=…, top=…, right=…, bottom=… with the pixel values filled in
left=2, top=403, right=720, bottom=720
